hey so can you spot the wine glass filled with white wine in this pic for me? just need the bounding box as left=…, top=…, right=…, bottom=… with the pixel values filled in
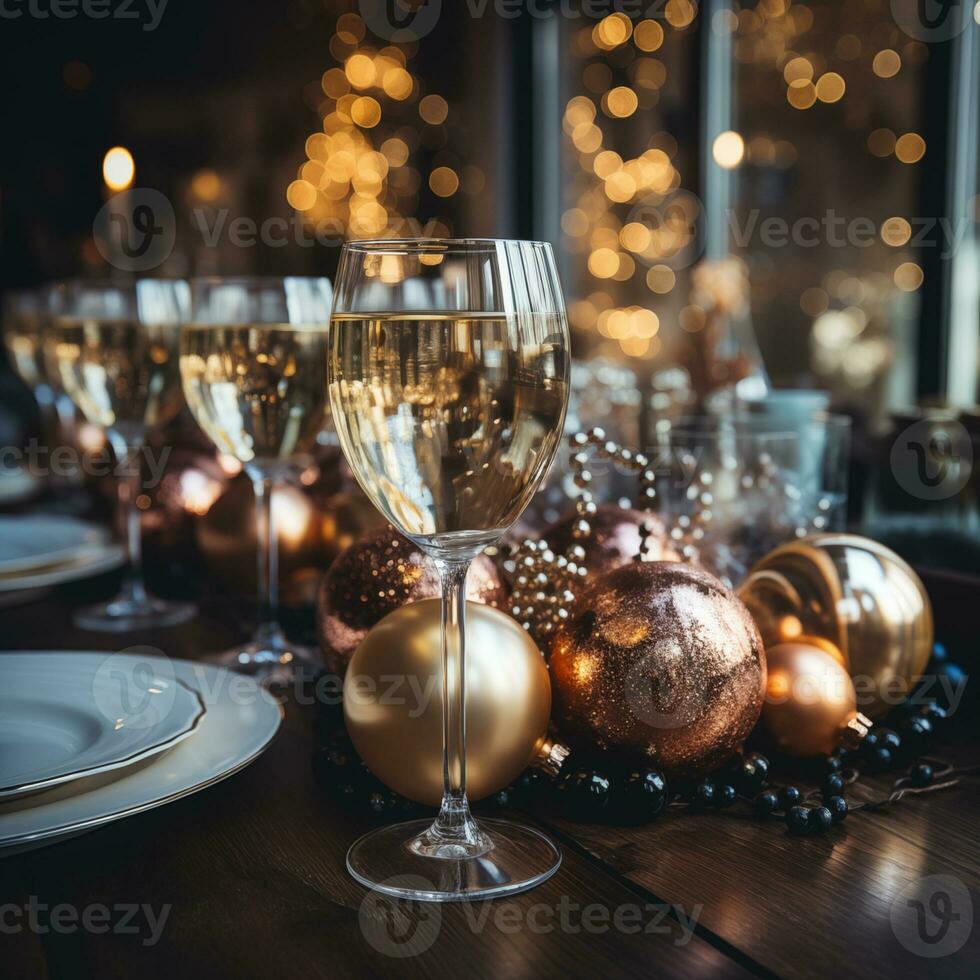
left=329, top=239, right=570, bottom=901
left=180, top=277, right=333, bottom=679
left=48, top=279, right=195, bottom=631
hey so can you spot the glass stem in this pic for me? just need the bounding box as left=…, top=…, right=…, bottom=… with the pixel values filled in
left=109, top=432, right=148, bottom=606
left=412, top=557, right=491, bottom=858
left=250, top=471, right=283, bottom=644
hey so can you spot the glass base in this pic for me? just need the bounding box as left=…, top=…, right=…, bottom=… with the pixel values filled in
left=347, top=817, right=562, bottom=902
left=73, top=594, right=197, bottom=633
left=206, top=628, right=322, bottom=686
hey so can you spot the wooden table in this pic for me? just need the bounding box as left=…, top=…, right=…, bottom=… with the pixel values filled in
left=1, top=575, right=977, bottom=980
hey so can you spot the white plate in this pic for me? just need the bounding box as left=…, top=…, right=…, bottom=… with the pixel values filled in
left=0, top=543, right=125, bottom=596
left=0, top=653, right=205, bottom=800
left=0, top=654, right=282, bottom=851
left=0, top=516, right=110, bottom=575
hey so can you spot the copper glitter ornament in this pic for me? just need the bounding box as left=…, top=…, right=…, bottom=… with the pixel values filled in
left=542, top=503, right=679, bottom=580
left=760, top=642, right=872, bottom=757
left=316, top=524, right=508, bottom=674
left=550, top=561, right=766, bottom=779
left=344, top=599, right=552, bottom=806
left=739, top=533, right=933, bottom=719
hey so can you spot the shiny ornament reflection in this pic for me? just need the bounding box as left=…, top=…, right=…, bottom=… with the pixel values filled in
left=343, top=599, right=551, bottom=806
left=739, top=533, right=933, bottom=719
left=316, top=523, right=507, bottom=674
left=550, top=561, right=766, bottom=779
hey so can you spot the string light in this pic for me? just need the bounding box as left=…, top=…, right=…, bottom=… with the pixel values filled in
left=102, top=147, right=134, bottom=191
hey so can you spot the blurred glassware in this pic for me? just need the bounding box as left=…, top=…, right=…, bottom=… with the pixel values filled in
left=2, top=286, right=82, bottom=486
left=652, top=410, right=850, bottom=586
left=180, top=276, right=333, bottom=679
left=48, top=279, right=195, bottom=632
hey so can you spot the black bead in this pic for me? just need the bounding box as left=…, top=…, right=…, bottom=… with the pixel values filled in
left=878, top=729, right=901, bottom=752
left=715, top=784, right=738, bottom=808
left=747, top=753, right=770, bottom=782
left=909, top=763, right=934, bottom=787
left=826, top=795, right=848, bottom=823
left=689, top=780, right=716, bottom=810
left=786, top=806, right=810, bottom=835
left=618, top=770, right=668, bottom=822
left=918, top=702, right=948, bottom=725
left=737, top=760, right=766, bottom=794
left=559, top=769, right=612, bottom=818
left=754, top=790, right=780, bottom=818
left=936, top=662, right=966, bottom=694
left=931, top=641, right=948, bottom=662
left=871, top=746, right=894, bottom=771
left=823, top=755, right=844, bottom=775
left=492, top=788, right=512, bottom=807
left=859, top=732, right=880, bottom=756
left=808, top=806, right=834, bottom=835
left=368, top=791, right=393, bottom=815
left=822, top=774, right=845, bottom=799
left=778, top=786, right=801, bottom=809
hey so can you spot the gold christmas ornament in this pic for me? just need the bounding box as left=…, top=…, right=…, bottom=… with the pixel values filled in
left=739, top=533, right=933, bottom=719
left=760, top=642, right=872, bottom=757
left=317, top=524, right=508, bottom=674
left=542, top=502, right=679, bottom=580
left=550, top=561, right=766, bottom=779
left=343, top=599, right=552, bottom=806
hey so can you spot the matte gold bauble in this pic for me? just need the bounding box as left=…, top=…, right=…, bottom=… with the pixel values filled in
left=738, top=533, right=933, bottom=719
left=343, top=599, right=551, bottom=806
left=541, top=503, right=679, bottom=580
left=316, top=524, right=508, bottom=674
left=760, top=642, right=869, bottom=757
left=550, top=561, right=766, bottom=779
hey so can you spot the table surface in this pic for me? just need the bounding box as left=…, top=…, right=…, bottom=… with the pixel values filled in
left=1, top=573, right=977, bottom=980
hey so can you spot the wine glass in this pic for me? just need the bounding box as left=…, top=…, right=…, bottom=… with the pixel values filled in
left=328, top=239, right=570, bottom=901
left=48, top=279, right=195, bottom=631
left=180, top=277, right=333, bottom=680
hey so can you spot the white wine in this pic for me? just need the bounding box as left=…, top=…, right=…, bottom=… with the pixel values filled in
left=180, top=323, right=329, bottom=466
left=329, top=311, right=569, bottom=551
left=49, top=317, right=182, bottom=435
left=3, top=309, right=47, bottom=389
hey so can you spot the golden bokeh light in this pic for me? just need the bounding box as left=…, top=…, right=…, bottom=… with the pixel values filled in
left=604, top=86, right=639, bottom=118
left=868, top=128, right=896, bottom=157
left=873, top=49, right=902, bottom=78
left=787, top=79, right=817, bottom=110
left=561, top=208, right=590, bottom=237
left=286, top=179, right=317, bottom=212
left=783, top=56, right=813, bottom=84
left=881, top=217, right=912, bottom=246
left=419, top=94, right=449, bottom=125
left=380, top=137, right=409, bottom=166
left=588, top=247, right=620, bottom=279
left=103, top=146, right=135, bottom=191
left=895, top=132, right=926, bottom=164
left=894, top=262, right=924, bottom=292
left=679, top=305, right=707, bottom=332
left=191, top=169, right=222, bottom=202
left=665, top=0, right=697, bottom=29
left=646, top=265, right=676, bottom=294
left=382, top=67, right=414, bottom=100
left=429, top=166, right=459, bottom=197
left=620, top=222, right=652, bottom=252
left=815, top=72, right=845, bottom=103
left=351, top=96, right=382, bottom=128
left=712, top=130, right=745, bottom=169
left=344, top=53, right=376, bottom=89
left=800, top=287, right=829, bottom=317
left=634, top=19, right=664, bottom=52
left=594, top=12, right=632, bottom=49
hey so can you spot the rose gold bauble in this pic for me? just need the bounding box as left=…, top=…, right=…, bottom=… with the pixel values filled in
left=550, top=561, right=766, bottom=779
left=739, top=533, right=933, bottom=719
left=344, top=599, right=551, bottom=806
left=760, top=642, right=864, bottom=757
left=316, top=524, right=509, bottom=674
left=541, top=503, right=679, bottom=580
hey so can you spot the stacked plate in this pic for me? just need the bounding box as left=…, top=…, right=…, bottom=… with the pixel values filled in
left=0, top=467, right=37, bottom=507
left=0, top=652, right=282, bottom=853
left=0, top=515, right=125, bottom=607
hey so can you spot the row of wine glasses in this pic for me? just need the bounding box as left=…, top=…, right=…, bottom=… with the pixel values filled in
left=4, top=240, right=572, bottom=903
